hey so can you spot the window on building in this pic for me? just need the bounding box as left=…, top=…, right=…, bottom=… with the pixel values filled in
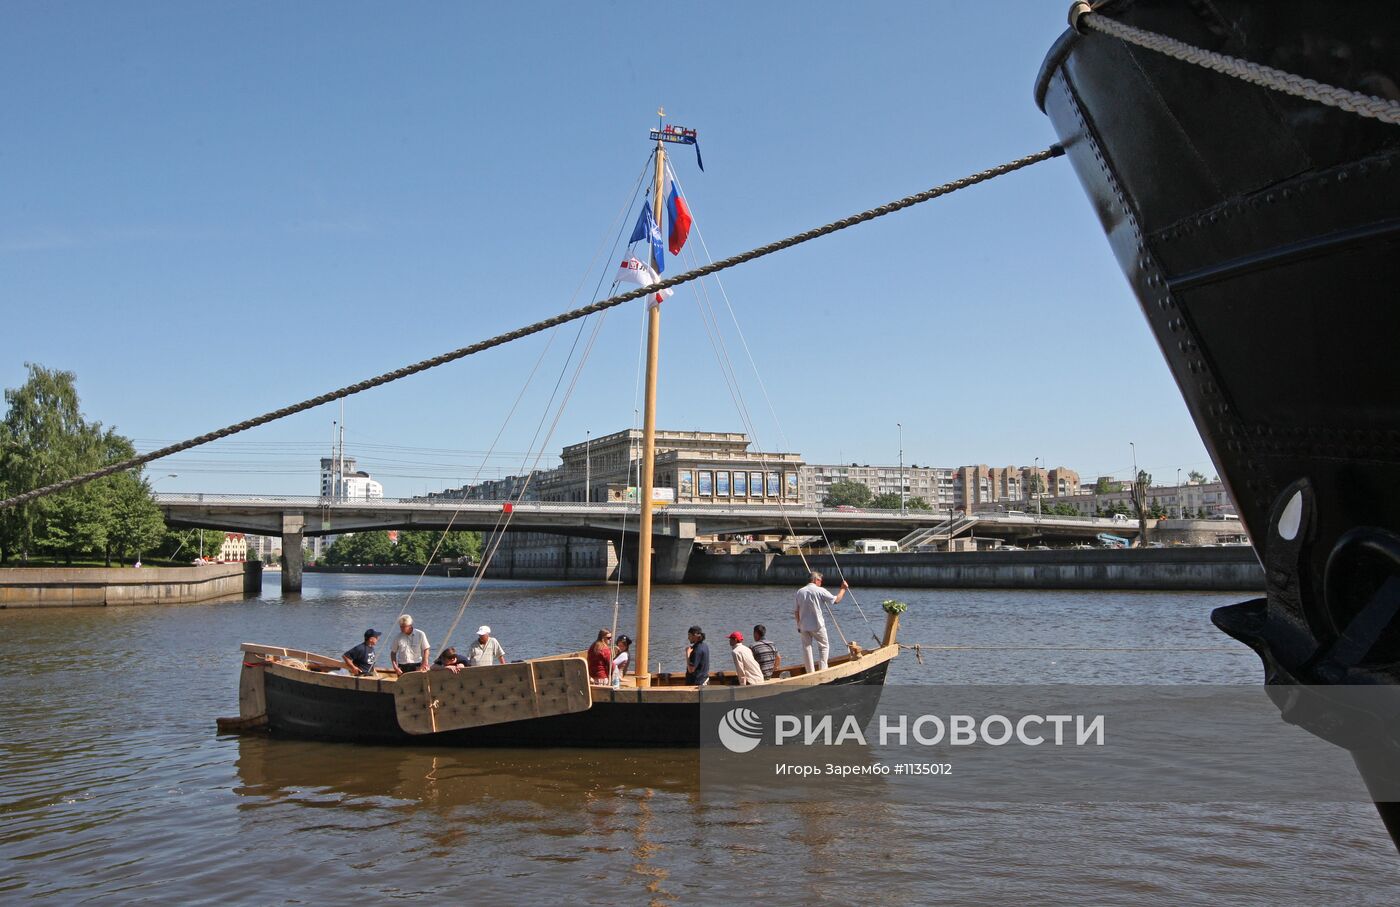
left=680, top=470, right=694, bottom=497
left=767, top=472, right=781, bottom=497
left=785, top=472, right=798, bottom=498
left=699, top=471, right=713, bottom=496
left=717, top=471, right=730, bottom=496
left=734, top=471, right=748, bottom=496
left=752, top=472, right=765, bottom=497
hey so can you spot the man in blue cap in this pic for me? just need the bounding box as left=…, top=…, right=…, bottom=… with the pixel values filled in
left=342, top=629, right=380, bottom=676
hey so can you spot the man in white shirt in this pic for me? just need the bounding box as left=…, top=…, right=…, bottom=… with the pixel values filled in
left=728, top=631, right=765, bottom=685
left=467, top=625, right=507, bottom=667
left=391, top=614, right=430, bottom=674
left=794, top=571, right=848, bottom=673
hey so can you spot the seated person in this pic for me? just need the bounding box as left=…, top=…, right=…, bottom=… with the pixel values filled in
left=611, top=635, right=632, bottom=685
left=433, top=647, right=466, bottom=673
left=342, top=629, right=380, bottom=676
left=587, top=629, right=613, bottom=685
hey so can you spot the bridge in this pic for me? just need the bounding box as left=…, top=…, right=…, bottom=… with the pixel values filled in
left=154, top=493, right=1147, bottom=592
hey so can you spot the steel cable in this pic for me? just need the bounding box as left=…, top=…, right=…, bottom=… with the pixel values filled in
left=0, top=145, right=1064, bottom=510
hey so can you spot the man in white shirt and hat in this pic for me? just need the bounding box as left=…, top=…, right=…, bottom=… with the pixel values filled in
left=467, top=625, right=507, bottom=666
left=794, top=571, right=848, bottom=673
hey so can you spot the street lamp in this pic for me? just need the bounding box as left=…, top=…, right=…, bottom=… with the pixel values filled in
left=1177, top=467, right=1183, bottom=519
left=897, top=422, right=905, bottom=514
left=150, top=473, right=178, bottom=490
left=585, top=430, right=591, bottom=504
left=1033, top=456, right=1043, bottom=520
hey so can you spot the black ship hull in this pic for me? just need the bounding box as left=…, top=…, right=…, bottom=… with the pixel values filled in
left=260, top=659, right=892, bottom=748
left=1038, top=0, right=1400, bottom=841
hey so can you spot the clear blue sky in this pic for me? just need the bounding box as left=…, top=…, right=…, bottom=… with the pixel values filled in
left=1, top=1, right=1215, bottom=497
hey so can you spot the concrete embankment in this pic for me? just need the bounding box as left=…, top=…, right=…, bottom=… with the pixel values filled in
left=0, top=562, right=263, bottom=608
left=686, top=547, right=1263, bottom=592
left=305, top=564, right=472, bottom=578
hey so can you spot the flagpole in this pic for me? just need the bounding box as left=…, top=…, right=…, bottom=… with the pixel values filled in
left=633, top=108, right=666, bottom=688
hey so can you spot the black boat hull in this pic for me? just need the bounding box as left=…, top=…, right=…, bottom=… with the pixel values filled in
left=261, top=659, right=892, bottom=747
left=1038, top=0, right=1400, bottom=842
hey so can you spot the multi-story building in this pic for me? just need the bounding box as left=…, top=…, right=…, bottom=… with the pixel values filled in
left=803, top=463, right=1079, bottom=511
left=801, top=464, right=958, bottom=509
left=219, top=532, right=248, bottom=563
left=1045, top=480, right=1236, bottom=519
left=319, top=457, right=384, bottom=500
left=426, top=473, right=540, bottom=503
left=540, top=429, right=804, bottom=505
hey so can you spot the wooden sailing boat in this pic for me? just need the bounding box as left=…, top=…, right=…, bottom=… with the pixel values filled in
left=221, top=115, right=901, bottom=746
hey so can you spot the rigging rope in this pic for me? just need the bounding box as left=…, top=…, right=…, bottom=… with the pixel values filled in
left=1070, top=2, right=1400, bottom=126
left=0, top=145, right=1063, bottom=511
left=674, top=166, right=881, bottom=645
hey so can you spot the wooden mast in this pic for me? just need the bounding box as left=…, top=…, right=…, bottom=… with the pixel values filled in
left=633, top=108, right=666, bottom=688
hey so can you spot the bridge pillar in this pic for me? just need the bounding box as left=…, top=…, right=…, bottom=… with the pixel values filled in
left=617, top=523, right=697, bottom=585
left=281, top=513, right=304, bottom=594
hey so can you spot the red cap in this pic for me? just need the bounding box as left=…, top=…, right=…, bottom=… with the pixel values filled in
left=728, top=631, right=744, bottom=642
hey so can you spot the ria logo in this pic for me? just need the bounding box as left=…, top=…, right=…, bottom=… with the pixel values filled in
left=717, top=707, right=764, bottom=753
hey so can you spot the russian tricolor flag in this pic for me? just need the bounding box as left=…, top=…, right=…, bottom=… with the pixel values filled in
left=667, top=181, right=692, bottom=256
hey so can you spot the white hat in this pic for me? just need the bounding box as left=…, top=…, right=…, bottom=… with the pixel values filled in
left=477, top=625, right=491, bottom=636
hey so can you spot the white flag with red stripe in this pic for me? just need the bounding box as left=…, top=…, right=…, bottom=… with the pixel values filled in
left=615, top=257, right=673, bottom=305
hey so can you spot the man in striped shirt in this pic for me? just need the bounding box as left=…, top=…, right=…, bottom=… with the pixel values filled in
left=749, top=624, right=781, bottom=679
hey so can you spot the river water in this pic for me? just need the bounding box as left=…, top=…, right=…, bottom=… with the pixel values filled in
left=2, top=574, right=1397, bottom=904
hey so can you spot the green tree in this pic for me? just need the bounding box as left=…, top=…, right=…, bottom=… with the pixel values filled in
left=870, top=492, right=904, bottom=510
left=1130, top=470, right=1153, bottom=543
left=1046, top=502, right=1079, bottom=517
left=103, top=473, right=166, bottom=565
left=156, top=528, right=227, bottom=562
left=904, top=496, right=932, bottom=511
left=0, top=364, right=168, bottom=565
left=0, top=364, right=100, bottom=562
left=1187, top=470, right=1207, bottom=484
left=325, top=531, right=394, bottom=565
left=823, top=481, right=872, bottom=508
left=1094, top=476, right=1116, bottom=494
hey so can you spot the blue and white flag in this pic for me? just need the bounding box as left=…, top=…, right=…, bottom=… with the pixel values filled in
left=629, top=200, right=664, bottom=273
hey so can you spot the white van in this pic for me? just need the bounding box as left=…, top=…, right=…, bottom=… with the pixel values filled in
left=853, top=538, right=898, bottom=554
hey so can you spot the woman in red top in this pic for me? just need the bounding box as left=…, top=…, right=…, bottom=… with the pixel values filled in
left=586, top=629, right=613, bottom=685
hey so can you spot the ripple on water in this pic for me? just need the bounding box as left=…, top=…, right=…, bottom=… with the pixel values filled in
left=1, top=577, right=1398, bottom=903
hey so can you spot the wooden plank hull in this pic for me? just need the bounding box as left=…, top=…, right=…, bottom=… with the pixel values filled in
left=256, top=653, right=894, bottom=748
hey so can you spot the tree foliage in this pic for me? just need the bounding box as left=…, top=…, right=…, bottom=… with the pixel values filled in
left=324, top=530, right=482, bottom=567
left=0, top=364, right=167, bottom=564
left=870, top=492, right=903, bottom=510
left=1187, top=469, right=1207, bottom=484
left=823, top=481, right=872, bottom=508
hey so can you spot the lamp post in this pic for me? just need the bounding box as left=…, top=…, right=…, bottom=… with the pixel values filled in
left=1033, top=456, right=1043, bottom=520
left=585, top=430, right=591, bottom=504
left=1176, top=467, right=1183, bottom=519
left=897, top=422, right=905, bottom=514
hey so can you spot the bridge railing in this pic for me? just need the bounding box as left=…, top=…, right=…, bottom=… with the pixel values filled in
left=153, top=493, right=1137, bottom=528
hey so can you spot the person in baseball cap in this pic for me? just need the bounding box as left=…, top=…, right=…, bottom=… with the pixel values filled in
left=467, top=625, right=507, bottom=666
left=342, top=628, right=380, bottom=676
left=729, top=630, right=764, bottom=686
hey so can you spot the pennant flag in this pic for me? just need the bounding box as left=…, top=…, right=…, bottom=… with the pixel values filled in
left=616, top=257, right=673, bottom=305
left=666, top=181, right=692, bottom=255
left=628, top=201, right=664, bottom=273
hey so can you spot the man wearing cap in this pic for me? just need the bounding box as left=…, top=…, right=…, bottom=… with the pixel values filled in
left=794, top=571, right=848, bottom=673
left=466, top=626, right=507, bottom=667
left=728, top=631, right=764, bottom=686
left=391, top=614, right=431, bottom=674
left=342, top=629, right=380, bottom=676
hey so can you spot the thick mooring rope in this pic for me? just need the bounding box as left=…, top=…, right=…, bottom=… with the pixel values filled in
left=1070, top=2, right=1400, bottom=126
left=0, top=144, right=1063, bottom=511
